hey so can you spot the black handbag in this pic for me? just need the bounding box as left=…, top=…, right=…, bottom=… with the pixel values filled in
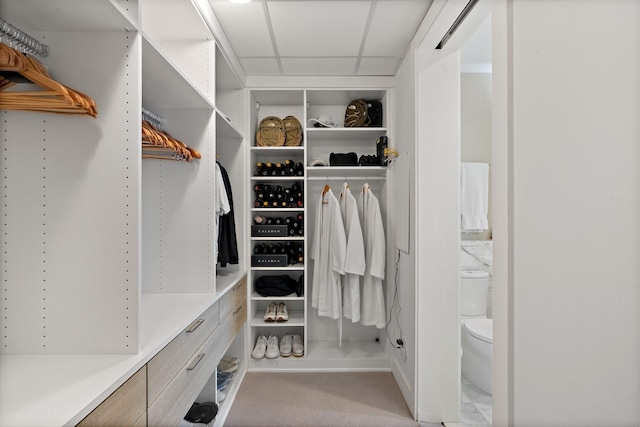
left=329, top=152, right=358, bottom=166
left=359, top=154, right=381, bottom=166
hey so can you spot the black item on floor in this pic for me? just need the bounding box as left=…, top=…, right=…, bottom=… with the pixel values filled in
left=185, top=402, right=218, bottom=424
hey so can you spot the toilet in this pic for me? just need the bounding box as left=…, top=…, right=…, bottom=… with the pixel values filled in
left=460, top=268, right=493, bottom=395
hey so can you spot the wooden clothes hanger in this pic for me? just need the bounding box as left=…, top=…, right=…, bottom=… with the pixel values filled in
left=0, top=43, right=97, bottom=117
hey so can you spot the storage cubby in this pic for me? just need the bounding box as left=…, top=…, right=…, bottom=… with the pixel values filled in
left=246, top=88, right=392, bottom=371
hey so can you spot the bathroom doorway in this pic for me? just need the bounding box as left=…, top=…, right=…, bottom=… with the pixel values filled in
left=459, top=12, right=493, bottom=426
left=414, top=0, right=493, bottom=423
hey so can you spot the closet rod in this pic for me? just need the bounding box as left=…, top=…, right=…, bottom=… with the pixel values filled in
left=307, top=176, right=386, bottom=181
left=142, top=107, right=164, bottom=128
left=0, top=18, right=49, bottom=58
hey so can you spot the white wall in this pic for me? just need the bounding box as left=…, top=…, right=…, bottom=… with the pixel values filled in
left=492, top=0, right=640, bottom=425
left=390, top=47, right=418, bottom=417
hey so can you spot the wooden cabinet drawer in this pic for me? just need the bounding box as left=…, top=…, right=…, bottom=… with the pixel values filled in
left=147, top=301, right=220, bottom=405
left=77, top=367, right=146, bottom=427
left=229, top=299, right=247, bottom=337
left=147, top=325, right=229, bottom=426
left=220, top=276, right=246, bottom=320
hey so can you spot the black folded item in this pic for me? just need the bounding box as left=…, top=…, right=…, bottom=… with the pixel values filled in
left=359, top=154, right=381, bottom=166
left=255, top=274, right=301, bottom=297
left=185, top=402, right=218, bottom=424
left=329, top=152, right=358, bottom=166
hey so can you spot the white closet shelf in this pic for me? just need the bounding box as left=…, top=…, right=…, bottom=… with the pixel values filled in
left=251, top=208, right=305, bottom=213
left=306, top=166, right=387, bottom=178
left=251, top=311, right=305, bottom=327
left=251, top=176, right=304, bottom=181
left=251, top=236, right=304, bottom=241
left=250, top=146, right=305, bottom=155
left=216, top=111, right=243, bottom=140
left=251, top=266, right=305, bottom=271
left=251, top=292, right=303, bottom=301
left=306, top=127, right=387, bottom=141
left=142, top=36, right=214, bottom=110
left=141, top=0, right=214, bottom=41
left=2, top=0, right=136, bottom=31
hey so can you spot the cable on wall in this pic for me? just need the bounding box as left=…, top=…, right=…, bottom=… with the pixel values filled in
left=385, top=248, right=406, bottom=361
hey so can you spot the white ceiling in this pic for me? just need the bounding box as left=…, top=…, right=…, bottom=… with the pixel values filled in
left=207, top=0, right=434, bottom=77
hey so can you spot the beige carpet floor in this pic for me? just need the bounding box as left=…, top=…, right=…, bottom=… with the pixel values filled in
left=225, top=372, right=419, bottom=427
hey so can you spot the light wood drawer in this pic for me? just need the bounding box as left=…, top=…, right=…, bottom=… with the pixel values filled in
left=147, top=301, right=220, bottom=405
left=219, top=276, right=246, bottom=320
left=77, top=366, right=146, bottom=427
left=147, top=324, right=230, bottom=427
left=229, top=299, right=247, bottom=337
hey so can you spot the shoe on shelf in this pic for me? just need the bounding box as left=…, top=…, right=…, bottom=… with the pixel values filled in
left=217, top=371, right=233, bottom=391
left=276, top=302, right=289, bottom=322
left=264, top=302, right=277, bottom=322
left=217, top=390, right=226, bottom=403
left=265, top=335, right=279, bottom=359
left=292, top=334, right=304, bottom=357
left=280, top=335, right=293, bottom=357
left=251, top=335, right=268, bottom=359
left=218, top=359, right=238, bottom=373
left=222, top=356, right=239, bottom=365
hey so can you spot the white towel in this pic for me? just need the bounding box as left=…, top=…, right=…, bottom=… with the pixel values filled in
left=461, top=162, right=489, bottom=231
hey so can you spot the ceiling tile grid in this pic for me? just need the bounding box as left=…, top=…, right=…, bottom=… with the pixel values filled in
left=208, top=0, right=433, bottom=77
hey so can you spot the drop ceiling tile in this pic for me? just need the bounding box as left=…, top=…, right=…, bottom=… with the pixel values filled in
left=267, top=1, right=370, bottom=57
left=357, top=57, right=400, bottom=76
left=209, top=1, right=274, bottom=57
left=362, top=0, right=432, bottom=56
left=239, top=57, right=281, bottom=76
left=281, top=57, right=357, bottom=76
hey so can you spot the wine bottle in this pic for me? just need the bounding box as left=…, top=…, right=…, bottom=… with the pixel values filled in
left=294, top=162, right=304, bottom=176
left=255, top=162, right=265, bottom=176
left=284, top=159, right=295, bottom=176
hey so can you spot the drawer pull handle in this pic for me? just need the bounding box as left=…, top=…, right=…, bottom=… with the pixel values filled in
left=187, top=353, right=205, bottom=371
left=232, top=305, right=243, bottom=315
left=186, top=318, right=204, bottom=333
left=232, top=283, right=241, bottom=291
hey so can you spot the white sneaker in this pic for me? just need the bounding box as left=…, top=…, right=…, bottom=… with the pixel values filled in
left=217, top=390, right=226, bottom=402
left=280, top=335, right=293, bottom=357
left=251, top=335, right=268, bottom=359
left=276, top=302, right=289, bottom=322
left=265, top=335, right=279, bottom=359
left=264, top=303, right=277, bottom=322
left=292, top=334, right=304, bottom=357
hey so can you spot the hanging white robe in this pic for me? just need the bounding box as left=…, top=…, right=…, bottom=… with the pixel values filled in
left=358, top=183, right=386, bottom=329
left=310, top=188, right=347, bottom=321
left=339, top=183, right=365, bottom=323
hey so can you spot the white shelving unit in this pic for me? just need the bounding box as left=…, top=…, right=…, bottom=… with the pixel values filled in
left=0, top=0, right=247, bottom=425
left=246, top=89, right=392, bottom=371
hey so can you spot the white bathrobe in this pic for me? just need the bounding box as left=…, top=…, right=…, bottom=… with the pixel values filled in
left=339, top=183, right=366, bottom=323
left=358, top=183, right=386, bottom=329
left=310, top=188, right=347, bottom=321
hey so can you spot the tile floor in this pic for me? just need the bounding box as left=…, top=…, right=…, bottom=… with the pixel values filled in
left=459, top=375, right=492, bottom=426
